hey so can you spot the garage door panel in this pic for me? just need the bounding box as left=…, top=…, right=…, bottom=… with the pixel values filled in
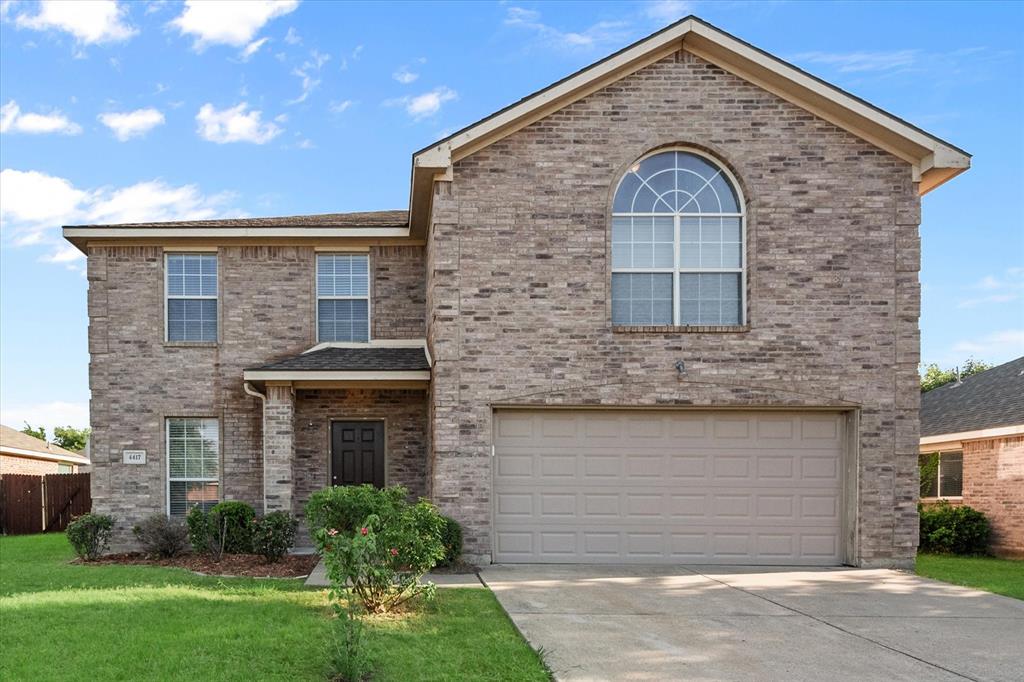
left=493, top=410, right=844, bottom=565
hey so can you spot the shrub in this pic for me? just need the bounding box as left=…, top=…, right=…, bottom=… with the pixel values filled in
left=313, top=487, right=446, bottom=614
left=66, top=513, right=114, bottom=561
left=306, top=484, right=407, bottom=537
left=437, top=516, right=463, bottom=567
left=186, top=506, right=211, bottom=553
left=919, top=502, right=991, bottom=555
left=208, top=501, right=256, bottom=554
left=133, top=514, right=188, bottom=558
left=252, top=511, right=298, bottom=562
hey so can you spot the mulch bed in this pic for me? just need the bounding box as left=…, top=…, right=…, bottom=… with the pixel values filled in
left=78, top=552, right=320, bottom=578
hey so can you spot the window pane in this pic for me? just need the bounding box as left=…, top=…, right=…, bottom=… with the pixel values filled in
left=680, top=273, right=742, bottom=325
left=610, top=273, right=672, bottom=325
left=169, top=481, right=219, bottom=517
left=919, top=454, right=939, bottom=497
left=318, top=299, right=369, bottom=342
left=939, top=452, right=963, bottom=497
left=317, top=254, right=369, bottom=297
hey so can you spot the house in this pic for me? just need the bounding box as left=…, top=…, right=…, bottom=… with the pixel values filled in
left=63, top=17, right=970, bottom=567
left=0, top=424, right=91, bottom=475
left=920, top=357, right=1024, bottom=557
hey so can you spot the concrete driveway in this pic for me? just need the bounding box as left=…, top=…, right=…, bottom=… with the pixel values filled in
left=481, top=564, right=1024, bottom=681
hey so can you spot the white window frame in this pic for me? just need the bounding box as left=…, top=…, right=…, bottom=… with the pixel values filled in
left=315, top=252, right=372, bottom=343
left=611, top=147, right=747, bottom=326
left=923, top=450, right=964, bottom=500
left=164, top=252, right=219, bottom=343
left=165, top=417, right=221, bottom=516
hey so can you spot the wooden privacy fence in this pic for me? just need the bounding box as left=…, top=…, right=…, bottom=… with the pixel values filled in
left=0, top=473, right=91, bottom=535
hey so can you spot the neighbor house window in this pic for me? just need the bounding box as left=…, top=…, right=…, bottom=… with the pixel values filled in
left=166, top=253, right=218, bottom=342
left=612, top=150, right=745, bottom=326
left=167, top=418, right=219, bottom=516
left=920, top=451, right=963, bottom=498
left=57, top=463, right=73, bottom=474
left=317, top=254, right=370, bottom=342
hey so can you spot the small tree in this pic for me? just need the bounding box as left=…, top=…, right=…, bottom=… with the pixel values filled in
left=21, top=423, right=46, bottom=441
left=921, top=359, right=991, bottom=393
left=52, top=426, right=91, bottom=453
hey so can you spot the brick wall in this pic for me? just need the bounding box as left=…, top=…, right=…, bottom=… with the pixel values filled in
left=0, top=455, right=64, bottom=475
left=87, top=244, right=424, bottom=548
left=427, top=49, right=921, bottom=566
left=963, top=436, right=1024, bottom=557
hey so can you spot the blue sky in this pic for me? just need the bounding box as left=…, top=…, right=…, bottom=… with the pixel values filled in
left=1, top=0, right=1022, bottom=433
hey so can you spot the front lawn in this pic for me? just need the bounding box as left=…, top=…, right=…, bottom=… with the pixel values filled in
left=0, top=534, right=548, bottom=681
left=916, top=553, right=1024, bottom=600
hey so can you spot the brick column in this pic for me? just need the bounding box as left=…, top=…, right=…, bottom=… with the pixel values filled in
left=264, top=384, right=295, bottom=514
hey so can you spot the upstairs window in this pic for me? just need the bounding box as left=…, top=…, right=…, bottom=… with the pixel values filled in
left=611, top=150, right=745, bottom=327
left=317, top=254, right=370, bottom=342
left=166, top=253, right=218, bottom=342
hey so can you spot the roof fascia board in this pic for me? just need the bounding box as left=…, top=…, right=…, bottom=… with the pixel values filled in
left=63, top=226, right=415, bottom=253
left=0, top=445, right=90, bottom=464
left=920, top=423, right=1024, bottom=447
left=242, top=370, right=432, bottom=381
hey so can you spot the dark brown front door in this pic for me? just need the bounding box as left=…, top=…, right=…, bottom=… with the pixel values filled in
left=330, top=421, right=385, bottom=487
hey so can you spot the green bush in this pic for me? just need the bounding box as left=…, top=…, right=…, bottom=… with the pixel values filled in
left=185, top=506, right=211, bottom=553
left=437, top=516, right=463, bottom=567
left=252, top=511, right=298, bottom=562
left=132, top=514, right=188, bottom=558
left=66, top=513, right=114, bottom=561
left=305, top=484, right=407, bottom=536
left=919, top=502, right=991, bottom=555
left=313, top=486, right=446, bottom=614
left=208, top=501, right=256, bottom=554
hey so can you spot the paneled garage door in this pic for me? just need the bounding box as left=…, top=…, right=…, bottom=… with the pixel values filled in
left=492, top=410, right=845, bottom=565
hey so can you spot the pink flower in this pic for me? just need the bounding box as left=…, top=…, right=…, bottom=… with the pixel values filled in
left=327, top=528, right=339, bottom=537
left=390, top=548, right=398, bottom=556
left=360, top=527, right=368, bottom=536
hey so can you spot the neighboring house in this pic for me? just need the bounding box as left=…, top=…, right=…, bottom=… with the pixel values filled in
left=920, top=357, right=1024, bottom=557
left=63, top=17, right=970, bottom=567
left=0, top=425, right=91, bottom=475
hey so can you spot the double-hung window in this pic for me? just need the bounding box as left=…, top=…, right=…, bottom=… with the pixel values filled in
left=611, top=150, right=745, bottom=327
left=920, top=451, right=963, bottom=498
left=317, top=254, right=370, bottom=342
left=167, top=417, right=219, bottom=516
left=166, top=253, right=218, bottom=342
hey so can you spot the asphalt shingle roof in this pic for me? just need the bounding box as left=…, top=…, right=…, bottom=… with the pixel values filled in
left=248, top=346, right=430, bottom=373
left=0, top=424, right=90, bottom=462
left=65, top=210, right=408, bottom=229
left=920, top=356, right=1024, bottom=437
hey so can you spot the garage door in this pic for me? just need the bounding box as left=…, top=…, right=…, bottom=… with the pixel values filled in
left=493, top=410, right=845, bottom=565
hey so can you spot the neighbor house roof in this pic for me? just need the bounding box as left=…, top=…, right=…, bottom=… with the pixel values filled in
left=0, top=424, right=91, bottom=465
left=920, top=357, right=1024, bottom=439
left=243, top=343, right=431, bottom=383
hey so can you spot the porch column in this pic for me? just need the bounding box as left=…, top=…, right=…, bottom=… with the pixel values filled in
left=264, top=383, right=294, bottom=514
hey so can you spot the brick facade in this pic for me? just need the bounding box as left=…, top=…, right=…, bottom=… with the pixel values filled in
left=427, top=49, right=921, bottom=566
left=0, top=454, right=73, bottom=475
left=964, top=436, right=1024, bottom=557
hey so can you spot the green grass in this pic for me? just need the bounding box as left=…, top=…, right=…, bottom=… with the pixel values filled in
left=0, top=534, right=549, bottom=681
left=916, top=553, right=1024, bottom=600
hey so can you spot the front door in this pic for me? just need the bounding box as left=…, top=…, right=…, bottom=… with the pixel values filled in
left=330, top=421, right=385, bottom=487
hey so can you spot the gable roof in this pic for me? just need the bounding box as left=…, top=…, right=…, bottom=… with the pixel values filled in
left=920, top=357, right=1024, bottom=438
left=0, top=424, right=91, bottom=465
left=407, top=15, right=970, bottom=237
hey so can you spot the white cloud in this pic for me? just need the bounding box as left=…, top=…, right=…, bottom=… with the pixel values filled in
left=0, top=168, right=241, bottom=253
left=195, top=102, right=282, bottom=143
left=645, top=0, right=692, bottom=23
left=98, top=107, right=165, bottom=140
left=283, top=26, right=301, bottom=45
left=0, top=400, right=91, bottom=433
left=286, top=49, right=329, bottom=105
left=385, top=86, right=457, bottom=121
left=329, top=99, right=353, bottom=114
left=170, top=0, right=299, bottom=51
left=955, top=268, right=1024, bottom=309
left=949, top=330, right=1024, bottom=363
left=239, top=36, right=269, bottom=60
left=0, top=100, right=82, bottom=135
left=392, top=65, right=419, bottom=84
left=14, top=0, right=137, bottom=45
left=504, top=6, right=632, bottom=51
left=790, top=50, right=920, bottom=74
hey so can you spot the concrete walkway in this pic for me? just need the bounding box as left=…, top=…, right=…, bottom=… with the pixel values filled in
left=481, top=564, right=1024, bottom=682
left=304, top=557, right=484, bottom=588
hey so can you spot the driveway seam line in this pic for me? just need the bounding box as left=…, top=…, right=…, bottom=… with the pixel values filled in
left=690, top=570, right=981, bottom=682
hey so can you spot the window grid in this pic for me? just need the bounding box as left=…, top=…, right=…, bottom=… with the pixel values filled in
left=165, top=253, right=218, bottom=342
left=611, top=150, right=745, bottom=327
left=316, top=254, right=371, bottom=342
left=166, top=417, right=219, bottom=517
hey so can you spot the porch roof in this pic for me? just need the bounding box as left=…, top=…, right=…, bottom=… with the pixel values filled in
left=242, top=344, right=431, bottom=385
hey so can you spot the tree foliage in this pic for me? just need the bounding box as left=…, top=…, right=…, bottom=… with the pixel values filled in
left=53, top=426, right=91, bottom=452
left=21, top=423, right=46, bottom=441
left=920, top=359, right=991, bottom=393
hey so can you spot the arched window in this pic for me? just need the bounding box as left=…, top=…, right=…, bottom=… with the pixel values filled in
left=611, top=149, right=745, bottom=327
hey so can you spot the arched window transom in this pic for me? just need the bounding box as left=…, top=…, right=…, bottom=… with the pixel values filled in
left=611, top=150, right=745, bottom=327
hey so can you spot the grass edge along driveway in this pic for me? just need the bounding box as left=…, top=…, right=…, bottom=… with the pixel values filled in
left=916, top=553, right=1024, bottom=601
left=0, top=533, right=549, bottom=681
